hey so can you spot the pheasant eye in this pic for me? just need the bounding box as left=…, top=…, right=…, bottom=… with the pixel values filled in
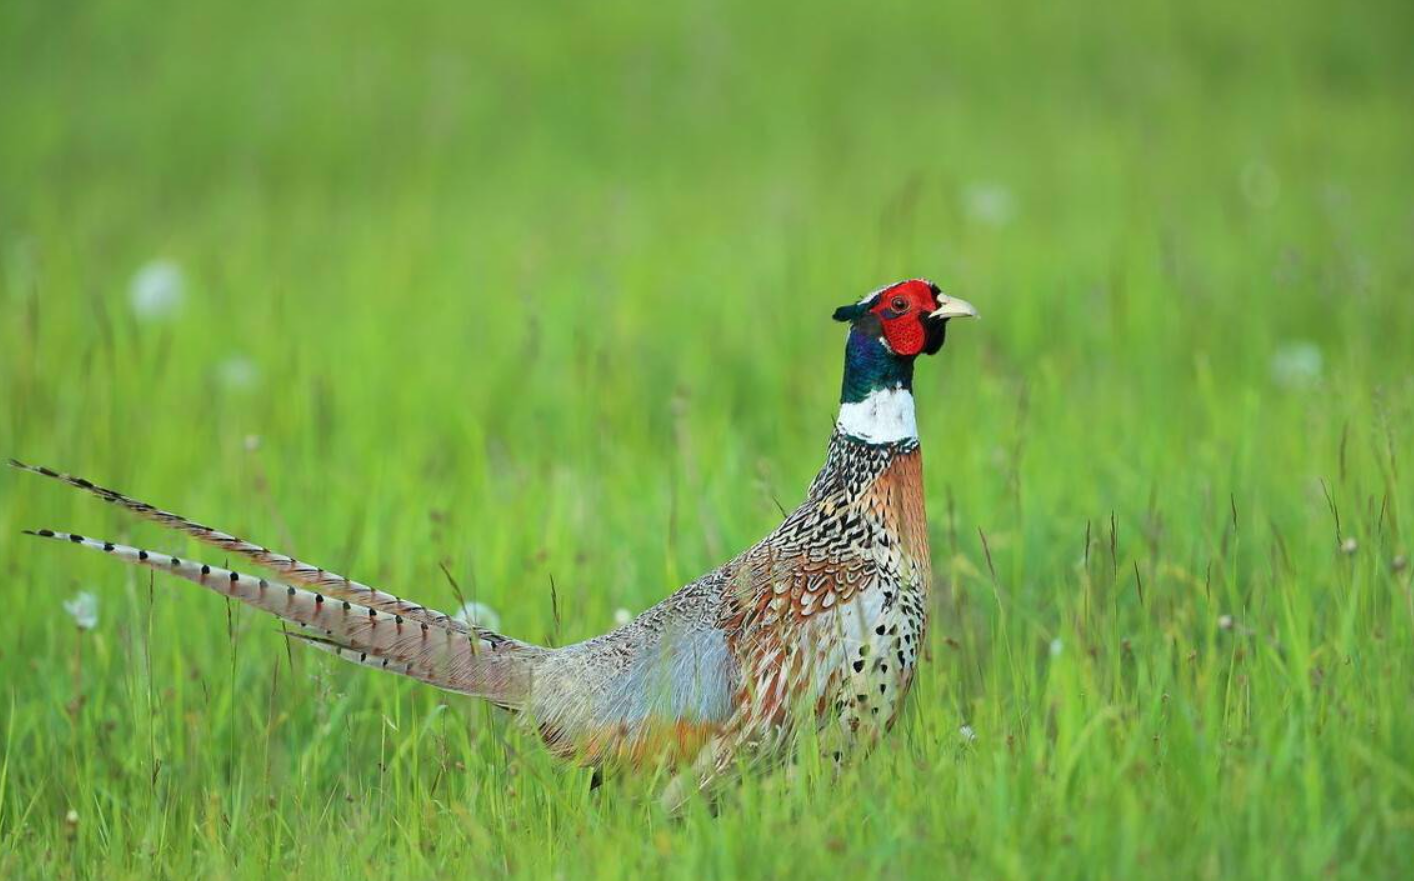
left=889, top=297, right=909, bottom=312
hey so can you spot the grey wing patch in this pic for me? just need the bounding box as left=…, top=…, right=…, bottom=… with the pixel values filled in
left=528, top=569, right=739, bottom=747
left=597, top=622, right=735, bottom=726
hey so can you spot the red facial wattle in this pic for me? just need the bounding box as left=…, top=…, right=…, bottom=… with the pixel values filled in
left=880, top=314, right=927, bottom=355
left=871, top=280, right=942, bottom=357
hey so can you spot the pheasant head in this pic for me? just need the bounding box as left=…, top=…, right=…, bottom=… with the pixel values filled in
left=831, top=279, right=977, bottom=443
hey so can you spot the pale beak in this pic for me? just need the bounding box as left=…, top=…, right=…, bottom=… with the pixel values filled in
left=929, top=295, right=979, bottom=320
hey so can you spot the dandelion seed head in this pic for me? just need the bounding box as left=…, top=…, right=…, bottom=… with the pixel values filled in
left=962, top=182, right=1016, bottom=228
left=453, top=601, right=501, bottom=632
left=1270, top=341, right=1323, bottom=390
left=64, top=592, right=99, bottom=630
left=217, top=355, right=260, bottom=390
left=129, top=260, right=185, bottom=321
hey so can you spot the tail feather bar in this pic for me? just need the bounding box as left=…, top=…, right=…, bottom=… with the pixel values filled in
left=22, top=528, right=530, bottom=702
left=7, top=459, right=518, bottom=648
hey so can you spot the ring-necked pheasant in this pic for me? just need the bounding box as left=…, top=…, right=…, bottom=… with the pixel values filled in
left=11, top=278, right=976, bottom=805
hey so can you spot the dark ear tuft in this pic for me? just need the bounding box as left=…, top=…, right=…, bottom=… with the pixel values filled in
left=833, top=302, right=868, bottom=323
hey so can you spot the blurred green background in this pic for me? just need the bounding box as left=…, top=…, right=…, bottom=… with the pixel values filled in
left=1, top=0, right=1412, bottom=878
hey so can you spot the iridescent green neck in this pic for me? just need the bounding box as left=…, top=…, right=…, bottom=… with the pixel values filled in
left=840, top=328, right=914, bottom=404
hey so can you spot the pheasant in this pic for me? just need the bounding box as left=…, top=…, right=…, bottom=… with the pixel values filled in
left=12, top=278, right=976, bottom=804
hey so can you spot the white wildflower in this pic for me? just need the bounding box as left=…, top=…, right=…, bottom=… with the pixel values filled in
left=1340, top=537, right=1358, bottom=555
left=63, top=592, right=99, bottom=631
left=959, top=724, right=978, bottom=743
left=1049, top=638, right=1063, bottom=658
left=613, top=607, right=633, bottom=626
left=65, top=809, right=79, bottom=826
left=453, top=601, right=501, bottom=632
left=1218, top=614, right=1234, bottom=631
left=129, top=260, right=185, bottom=321
left=962, top=182, right=1016, bottom=228
left=217, top=355, right=260, bottom=390
left=1270, top=341, right=1322, bottom=390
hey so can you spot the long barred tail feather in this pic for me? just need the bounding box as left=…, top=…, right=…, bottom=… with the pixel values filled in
left=21, top=528, right=537, bottom=706
left=7, top=459, right=525, bottom=651
left=284, top=632, right=522, bottom=711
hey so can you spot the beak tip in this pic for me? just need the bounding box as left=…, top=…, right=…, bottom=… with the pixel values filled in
left=929, top=296, right=980, bottom=321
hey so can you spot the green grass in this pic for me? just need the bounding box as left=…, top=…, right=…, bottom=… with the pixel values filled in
left=2, top=0, right=1412, bottom=877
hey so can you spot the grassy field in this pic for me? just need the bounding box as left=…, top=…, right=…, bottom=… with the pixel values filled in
left=2, top=0, right=1412, bottom=877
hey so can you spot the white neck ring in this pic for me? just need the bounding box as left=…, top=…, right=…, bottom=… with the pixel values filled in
left=836, top=387, right=917, bottom=444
